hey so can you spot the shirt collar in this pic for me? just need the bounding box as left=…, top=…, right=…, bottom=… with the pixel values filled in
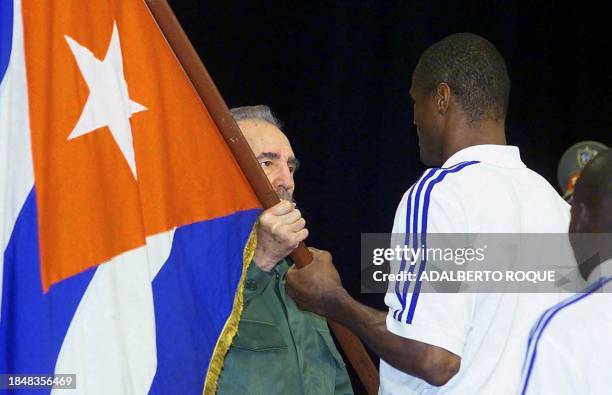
left=586, top=258, right=612, bottom=285
left=442, top=144, right=527, bottom=169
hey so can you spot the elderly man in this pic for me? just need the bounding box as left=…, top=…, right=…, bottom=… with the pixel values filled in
left=520, top=149, right=612, bottom=394
left=216, top=105, right=352, bottom=394
left=286, top=33, right=569, bottom=394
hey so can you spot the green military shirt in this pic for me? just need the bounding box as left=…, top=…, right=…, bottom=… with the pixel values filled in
left=216, top=259, right=353, bottom=395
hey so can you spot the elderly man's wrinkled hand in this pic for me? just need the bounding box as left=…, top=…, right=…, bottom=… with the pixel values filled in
left=286, top=247, right=343, bottom=317
left=253, top=200, right=308, bottom=272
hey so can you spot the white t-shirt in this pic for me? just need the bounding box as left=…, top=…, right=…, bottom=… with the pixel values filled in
left=380, top=145, right=570, bottom=394
left=519, top=259, right=612, bottom=395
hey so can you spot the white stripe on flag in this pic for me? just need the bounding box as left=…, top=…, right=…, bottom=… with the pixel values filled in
left=53, top=229, right=175, bottom=394
left=0, top=0, right=35, bottom=315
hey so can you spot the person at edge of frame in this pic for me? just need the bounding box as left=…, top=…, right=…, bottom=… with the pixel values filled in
left=519, top=149, right=612, bottom=394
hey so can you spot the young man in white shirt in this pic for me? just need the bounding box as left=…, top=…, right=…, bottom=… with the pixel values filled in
left=285, top=33, right=569, bottom=394
left=519, top=149, right=612, bottom=395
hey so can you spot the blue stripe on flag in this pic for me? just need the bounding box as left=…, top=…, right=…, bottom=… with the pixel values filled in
left=0, top=188, right=96, bottom=384
left=406, top=161, right=479, bottom=324
left=0, top=0, right=12, bottom=83
left=149, top=208, right=260, bottom=395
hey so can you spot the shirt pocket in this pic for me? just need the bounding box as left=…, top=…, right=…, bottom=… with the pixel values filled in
left=315, top=326, right=347, bottom=368
left=231, top=319, right=288, bottom=351
left=307, top=313, right=347, bottom=368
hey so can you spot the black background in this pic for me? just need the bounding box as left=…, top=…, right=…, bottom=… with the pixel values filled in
left=173, top=1, right=611, bottom=391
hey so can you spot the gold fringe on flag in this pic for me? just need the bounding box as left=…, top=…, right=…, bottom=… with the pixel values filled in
left=203, top=223, right=258, bottom=395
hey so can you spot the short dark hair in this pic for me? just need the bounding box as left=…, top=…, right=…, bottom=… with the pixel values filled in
left=573, top=149, right=612, bottom=214
left=413, top=33, right=510, bottom=124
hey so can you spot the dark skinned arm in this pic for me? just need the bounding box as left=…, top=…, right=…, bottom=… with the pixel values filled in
left=286, top=248, right=460, bottom=387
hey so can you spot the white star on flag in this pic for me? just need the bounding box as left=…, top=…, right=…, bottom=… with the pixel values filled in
left=65, top=22, right=146, bottom=178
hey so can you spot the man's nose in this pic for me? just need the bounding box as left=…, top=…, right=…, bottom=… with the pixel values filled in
left=272, top=164, right=294, bottom=191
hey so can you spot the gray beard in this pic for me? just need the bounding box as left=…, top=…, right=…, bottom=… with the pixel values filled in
left=276, top=187, right=293, bottom=202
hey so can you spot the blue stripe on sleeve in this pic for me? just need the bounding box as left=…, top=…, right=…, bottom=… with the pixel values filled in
left=393, top=161, right=475, bottom=323
left=406, top=160, right=479, bottom=324
left=395, top=168, right=438, bottom=322
left=520, top=276, right=612, bottom=395
left=393, top=184, right=415, bottom=320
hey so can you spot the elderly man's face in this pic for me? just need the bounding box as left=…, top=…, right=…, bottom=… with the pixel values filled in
left=239, top=119, right=298, bottom=201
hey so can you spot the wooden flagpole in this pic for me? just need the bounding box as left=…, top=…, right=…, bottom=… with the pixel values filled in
left=143, top=0, right=379, bottom=393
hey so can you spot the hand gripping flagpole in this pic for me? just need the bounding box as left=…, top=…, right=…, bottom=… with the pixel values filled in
left=144, top=1, right=379, bottom=393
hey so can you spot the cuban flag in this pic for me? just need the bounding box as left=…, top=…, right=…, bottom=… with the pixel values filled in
left=0, top=0, right=261, bottom=393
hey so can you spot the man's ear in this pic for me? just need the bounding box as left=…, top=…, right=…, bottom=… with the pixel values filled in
left=436, top=83, right=451, bottom=114
left=570, top=202, right=590, bottom=233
